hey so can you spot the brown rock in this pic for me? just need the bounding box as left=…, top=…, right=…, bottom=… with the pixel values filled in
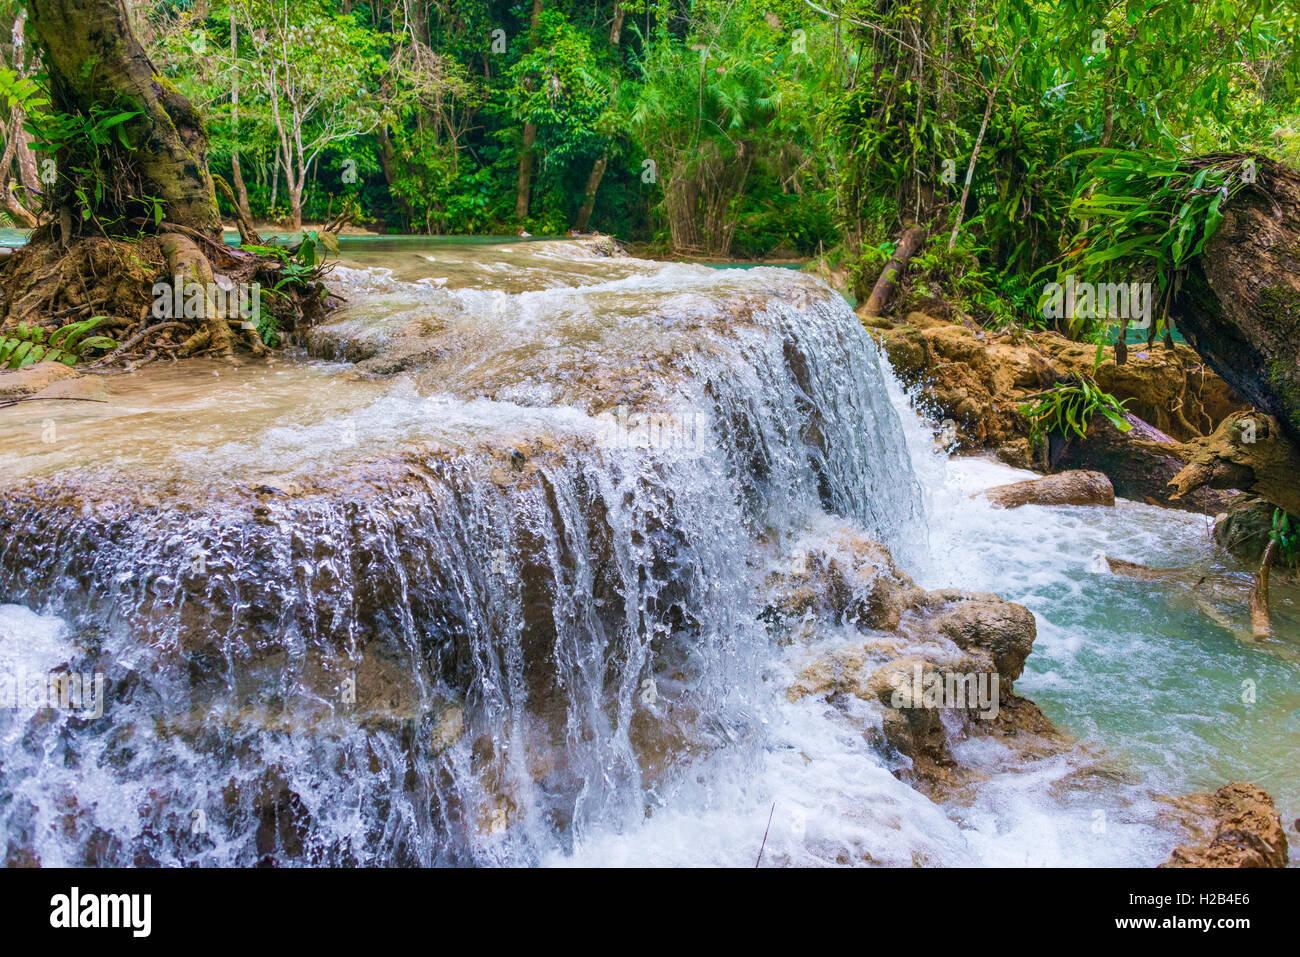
left=786, top=648, right=872, bottom=702
left=928, top=596, right=1037, bottom=689
left=862, top=656, right=952, bottom=770
left=0, top=362, right=82, bottom=398
left=877, top=325, right=932, bottom=378
left=980, top=470, right=1115, bottom=509
left=773, top=532, right=1052, bottom=797
left=1161, top=782, right=1289, bottom=868
left=1042, top=338, right=1245, bottom=441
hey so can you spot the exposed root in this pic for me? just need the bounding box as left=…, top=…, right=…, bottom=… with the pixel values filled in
left=1170, top=411, right=1300, bottom=516
left=89, top=320, right=186, bottom=367
left=158, top=232, right=235, bottom=358
left=1250, top=540, right=1276, bottom=639
left=0, top=228, right=332, bottom=368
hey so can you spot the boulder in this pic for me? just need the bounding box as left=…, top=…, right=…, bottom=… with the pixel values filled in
left=979, top=470, right=1115, bottom=509
left=927, top=595, right=1037, bottom=690
left=861, top=656, right=953, bottom=771
left=1161, top=782, right=1289, bottom=868
left=773, top=532, right=1051, bottom=794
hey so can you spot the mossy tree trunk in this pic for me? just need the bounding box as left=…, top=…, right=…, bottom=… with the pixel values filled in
left=26, top=0, right=221, bottom=237
left=1173, top=156, right=1300, bottom=450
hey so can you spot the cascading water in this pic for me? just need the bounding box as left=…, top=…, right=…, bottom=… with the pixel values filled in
left=2, top=238, right=1294, bottom=867
left=0, top=241, right=924, bottom=865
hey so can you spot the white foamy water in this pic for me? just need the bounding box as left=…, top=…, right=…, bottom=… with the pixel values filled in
left=1, top=239, right=1294, bottom=866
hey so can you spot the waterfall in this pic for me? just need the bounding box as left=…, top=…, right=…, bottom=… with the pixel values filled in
left=0, top=252, right=927, bottom=865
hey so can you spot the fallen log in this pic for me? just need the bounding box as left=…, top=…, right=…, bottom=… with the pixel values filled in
left=1047, top=411, right=1236, bottom=514
left=859, top=224, right=925, bottom=318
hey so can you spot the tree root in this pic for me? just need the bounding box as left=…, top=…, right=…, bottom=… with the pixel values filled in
left=1, top=229, right=330, bottom=367
left=1250, top=540, right=1276, bottom=639
left=158, top=232, right=236, bottom=358
left=89, top=320, right=186, bottom=367
left=1170, top=411, right=1300, bottom=516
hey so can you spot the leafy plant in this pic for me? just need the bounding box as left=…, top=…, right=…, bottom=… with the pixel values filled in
left=0, top=318, right=118, bottom=369
left=1270, top=508, right=1298, bottom=566
left=1052, top=150, right=1254, bottom=338
left=237, top=230, right=336, bottom=346
left=1018, top=374, right=1132, bottom=446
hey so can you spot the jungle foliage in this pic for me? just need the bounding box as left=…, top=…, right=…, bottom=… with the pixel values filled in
left=2, top=0, right=1299, bottom=315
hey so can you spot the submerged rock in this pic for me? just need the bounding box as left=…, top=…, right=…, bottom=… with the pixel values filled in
left=1161, top=782, right=1289, bottom=868
left=979, top=470, right=1115, bottom=509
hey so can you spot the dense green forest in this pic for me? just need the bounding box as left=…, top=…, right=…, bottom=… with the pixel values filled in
left=3, top=0, right=1300, bottom=323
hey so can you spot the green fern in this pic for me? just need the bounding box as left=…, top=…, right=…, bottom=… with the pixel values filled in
left=1018, top=374, right=1133, bottom=447
left=0, top=317, right=118, bottom=369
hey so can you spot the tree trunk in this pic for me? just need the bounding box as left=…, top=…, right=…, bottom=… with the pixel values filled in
left=0, top=112, right=39, bottom=227
left=375, top=125, right=413, bottom=226
left=1173, top=155, right=1300, bottom=450
left=1170, top=411, right=1300, bottom=518
left=288, top=183, right=303, bottom=230
left=15, top=127, right=40, bottom=204
left=610, top=3, right=626, bottom=44
left=26, top=0, right=221, bottom=235
left=572, top=153, right=607, bottom=232
left=9, top=8, right=41, bottom=208
left=860, top=225, right=925, bottom=317
left=270, top=150, right=280, bottom=210
left=514, top=0, right=544, bottom=225
left=228, top=12, right=252, bottom=222
left=515, top=121, right=536, bottom=224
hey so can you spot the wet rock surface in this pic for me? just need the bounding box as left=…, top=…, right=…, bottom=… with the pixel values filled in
left=1161, top=782, right=1290, bottom=868
left=0, top=362, right=82, bottom=397
left=770, top=528, right=1067, bottom=797
left=0, top=241, right=927, bottom=865
left=979, top=470, right=1115, bottom=509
